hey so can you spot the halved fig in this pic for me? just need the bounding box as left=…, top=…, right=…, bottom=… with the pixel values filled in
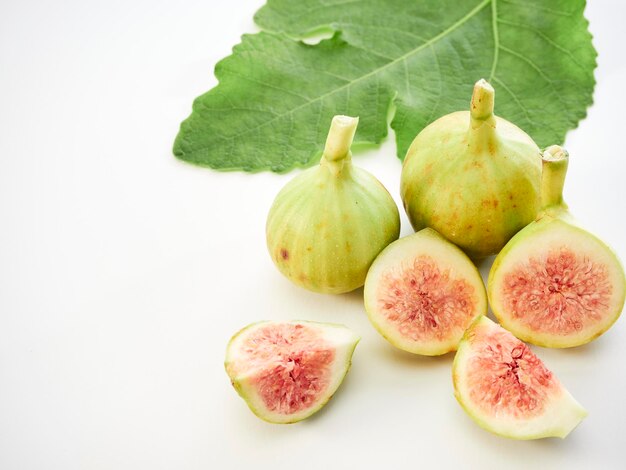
left=225, top=320, right=359, bottom=423
left=453, top=316, right=587, bottom=439
left=489, top=146, right=625, bottom=347
left=364, top=228, right=487, bottom=355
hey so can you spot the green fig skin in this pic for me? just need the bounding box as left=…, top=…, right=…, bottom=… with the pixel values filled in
left=267, top=116, right=400, bottom=294
left=488, top=146, right=626, bottom=348
left=400, top=79, right=541, bottom=258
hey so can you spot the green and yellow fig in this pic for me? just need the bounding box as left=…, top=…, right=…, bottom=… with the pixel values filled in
left=266, top=115, right=400, bottom=294
left=488, top=146, right=625, bottom=348
left=400, top=79, right=541, bottom=258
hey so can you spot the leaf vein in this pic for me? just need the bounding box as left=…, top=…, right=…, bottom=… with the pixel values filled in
left=224, top=70, right=312, bottom=102
left=497, top=18, right=586, bottom=71
left=498, top=44, right=569, bottom=112
left=488, top=0, right=499, bottom=81
left=491, top=76, right=532, bottom=126
left=288, top=0, right=363, bottom=23
left=341, top=22, right=428, bottom=43
left=499, top=0, right=572, bottom=17
left=424, top=44, right=443, bottom=125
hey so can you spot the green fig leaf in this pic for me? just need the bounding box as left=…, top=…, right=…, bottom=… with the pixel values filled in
left=174, top=0, right=596, bottom=173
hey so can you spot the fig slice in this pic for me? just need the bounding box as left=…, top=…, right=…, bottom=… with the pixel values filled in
left=453, top=316, right=587, bottom=439
left=488, top=146, right=625, bottom=347
left=364, top=228, right=487, bottom=355
left=225, top=320, right=359, bottom=423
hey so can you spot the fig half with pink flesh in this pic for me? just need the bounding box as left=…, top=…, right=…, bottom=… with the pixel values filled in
left=364, top=228, right=487, bottom=355
left=453, top=316, right=587, bottom=439
left=489, top=146, right=625, bottom=347
left=225, top=320, right=359, bottom=423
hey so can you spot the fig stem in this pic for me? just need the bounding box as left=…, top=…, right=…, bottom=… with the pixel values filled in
left=323, top=115, right=358, bottom=162
left=467, top=80, right=497, bottom=153
left=541, top=145, right=569, bottom=211
left=470, top=79, right=495, bottom=123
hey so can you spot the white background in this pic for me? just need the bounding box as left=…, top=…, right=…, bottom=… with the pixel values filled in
left=1, top=0, right=625, bottom=469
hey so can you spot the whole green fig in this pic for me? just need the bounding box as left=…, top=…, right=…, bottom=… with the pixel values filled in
left=400, top=79, right=541, bottom=258
left=266, top=115, right=400, bottom=294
